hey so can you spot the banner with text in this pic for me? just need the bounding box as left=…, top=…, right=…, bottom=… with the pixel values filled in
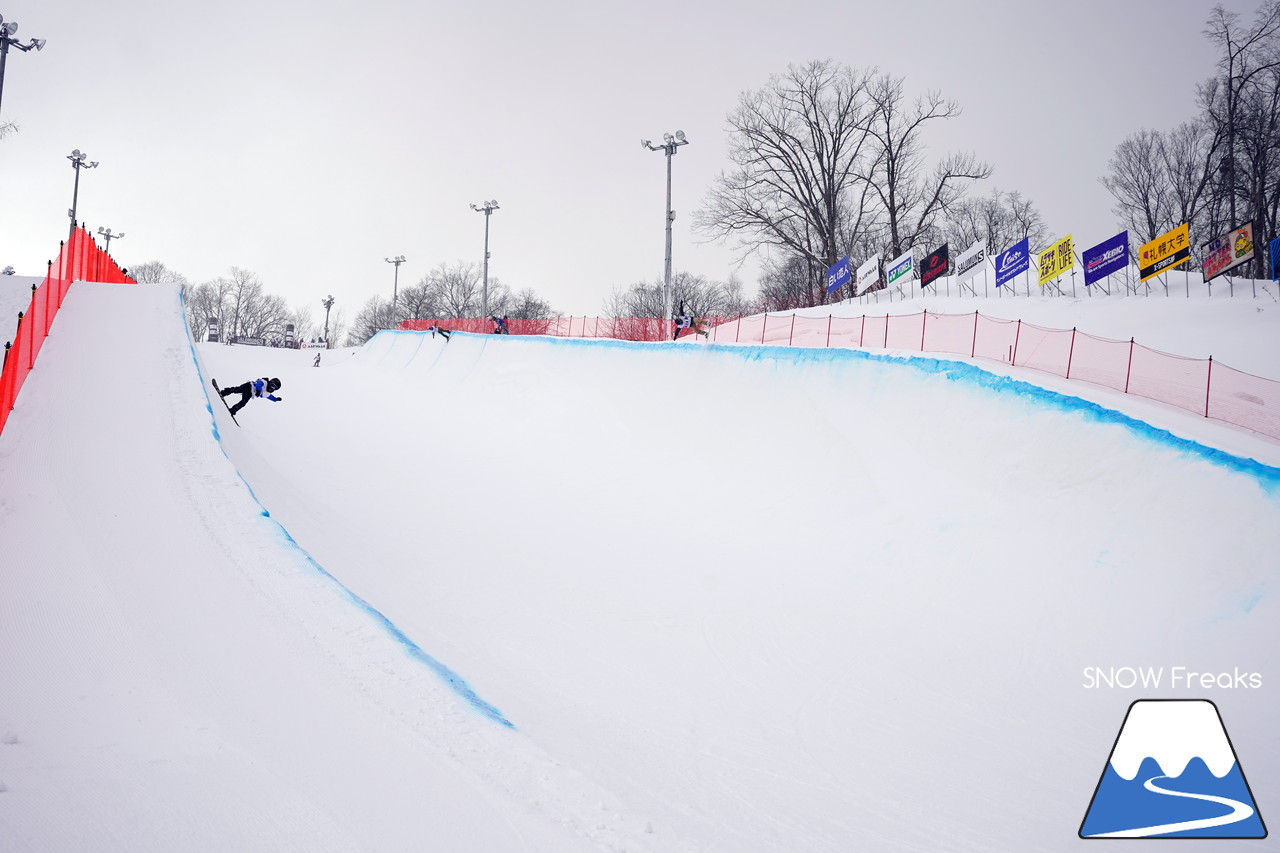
left=1139, top=222, right=1190, bottom=282
left=855, top=255, right=883, bottom=296
left=1201, top=222, right=1255, bottom=281
left=886, top=249, right=915, bottom=288
left=825, top=255, right=852, bottom=294
left=1083, top=231, right=1129, bottom=285
left=1271, top=236, right=1280, bottom=280
left=1037, top=234, right=1074, bottom=285
left=994, top=238, right=1030, bottom=287
left=920, top=243, right=949, bottom=287
left=956, top=241, right=986, bottom=282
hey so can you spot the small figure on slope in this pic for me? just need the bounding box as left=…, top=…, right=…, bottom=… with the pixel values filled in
left=220, top=376, right=283, bottom=416
left=428, top=324, right=451, bottom=340
left=491, top=316, right=510, bottom=334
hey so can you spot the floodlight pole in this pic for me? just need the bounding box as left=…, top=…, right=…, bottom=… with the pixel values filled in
left=97, top=227, right=124, bottom=253
left=0, top=15, right=47, bottom=118
left=643, top=131, right=689, bottom=328
left=322, top=294, right=335, bottom=345
left=384, top=255, right=405, bottom=319
left=66, top=149, right=99, bottom=241
left=471, top=200, right=499, bottom=317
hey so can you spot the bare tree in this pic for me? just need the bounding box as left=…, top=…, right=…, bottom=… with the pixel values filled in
left=506, top=288, right=557, bottom=319
left=129, top=260, right=190, bottom=286
left=348, top=296, right=396, bottom=345
left=1101, top=129, right=1176, bottom=242
left=859, top=73, right=992, bottom=258
left=944, top=188, right=1048, bottom=255
left=1201, top=1, right=1280, bottom=233
left=695, top=60, right=880, bottom=301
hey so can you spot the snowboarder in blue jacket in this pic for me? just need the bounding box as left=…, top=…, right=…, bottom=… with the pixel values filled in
left=220, top=376, right=283, bottom=416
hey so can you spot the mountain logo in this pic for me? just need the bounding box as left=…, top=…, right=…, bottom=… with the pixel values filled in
left=1080, top=699, right=1266, bottom=839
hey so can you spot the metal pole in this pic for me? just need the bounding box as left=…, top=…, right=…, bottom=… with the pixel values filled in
left=482, top=208, right=491, bottom=317
left=69, top=163, right=81, bottom=242
left=663, top=145, right=674, bottom=329
left=0, top=37, right=9, bottom=117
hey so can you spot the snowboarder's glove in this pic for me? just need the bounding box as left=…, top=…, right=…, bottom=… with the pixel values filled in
left=274, top=395, right=283, bottom=401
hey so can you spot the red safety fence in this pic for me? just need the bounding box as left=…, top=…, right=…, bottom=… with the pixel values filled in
left=401, top=310, right=1280, bottom=442
left=0, top=226, right=135, bottom=437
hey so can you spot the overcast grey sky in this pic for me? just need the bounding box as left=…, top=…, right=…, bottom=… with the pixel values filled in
left=0, top=0, right=1258, bottom=322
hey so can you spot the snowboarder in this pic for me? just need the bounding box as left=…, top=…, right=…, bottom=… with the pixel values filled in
left=491, top=316, right=510, bottom=334
left=219, top=376, right=283, bottom=416
left=313, top=352, right=322, bottom=367
left=428, top=324, right=451, bottom=340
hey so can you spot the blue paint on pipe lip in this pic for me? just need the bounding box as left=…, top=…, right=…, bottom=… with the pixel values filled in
left=183, top=294, right=514, bottom=729
left=386, top=329, right=1280, bottom=491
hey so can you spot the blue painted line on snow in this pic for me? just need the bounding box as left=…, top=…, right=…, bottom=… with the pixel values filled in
left=179, top=296, right=513, bottom=728
left=407, top=331, right=1280, bottom=491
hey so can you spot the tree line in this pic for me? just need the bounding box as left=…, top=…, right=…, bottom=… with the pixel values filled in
left=133, top=2, right=1280, bottom=336
left=1102, top=1, right=1280, bottom=278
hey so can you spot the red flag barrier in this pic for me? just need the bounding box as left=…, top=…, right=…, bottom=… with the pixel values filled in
left=0, top=226, right=136, bottom=437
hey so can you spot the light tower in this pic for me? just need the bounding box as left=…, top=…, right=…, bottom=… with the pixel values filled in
left=641, top=130, right=689, bottom=327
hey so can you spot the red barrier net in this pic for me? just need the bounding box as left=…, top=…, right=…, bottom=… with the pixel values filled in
left=0, top=226, right=135, bottom=437
left=402, top=310, right=1280, bottom=442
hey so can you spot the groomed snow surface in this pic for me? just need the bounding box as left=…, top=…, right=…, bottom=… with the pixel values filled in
left=1, top=281, right=1277, bottom=851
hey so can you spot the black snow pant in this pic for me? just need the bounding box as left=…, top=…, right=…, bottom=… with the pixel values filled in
left=222, top=382, right=253, bottom=415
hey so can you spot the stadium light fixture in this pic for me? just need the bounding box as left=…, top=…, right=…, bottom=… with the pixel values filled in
left=470, top=200, right=500, bottom=317
left=97, top=226, right=124, bottom=253
left=641, top=130, right=689, bottom=326
left=384, top=255, right=406, bottom=321
left=0, top=14, right=47, bottom=118
left=66, top=149, right=99, bottom=240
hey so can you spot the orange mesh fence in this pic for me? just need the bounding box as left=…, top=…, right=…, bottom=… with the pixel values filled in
left=397, top=309, right=1280, bottom=442
left=1, top=226, right=135, bottom=437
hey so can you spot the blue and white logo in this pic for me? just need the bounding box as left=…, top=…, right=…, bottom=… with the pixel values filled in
left=1080, top=700, right=1266, bottom=839
left=994, top=238, right=1029, bottom=287
left=825, top=255, right=851, bottom=294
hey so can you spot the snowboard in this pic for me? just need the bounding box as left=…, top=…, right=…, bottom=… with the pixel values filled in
left=211, top=379, right=240, bottom=426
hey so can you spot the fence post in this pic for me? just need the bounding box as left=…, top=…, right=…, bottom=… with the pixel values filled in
left=883, top=314, right=888, bottom=348
left=788, top=313, right=795, bottom=346
left=859, top=314, right=865, bottom=347
left=761, top=313, right=768, bottom=344
left=1124, top=338, right=1134, bottom=393
left=734, top=317, right=740, bottom=343
left=970, top=310, right=979, bottom=358
left=1205, top=356, right=1213, bottom=418
left=1012, top=319, right=1022, bottom=365
left=826, top=314, right=832, bottom=348
left=920, top=311, right=927, bottom=352
left=1066, top=327, right=1077, bottom=379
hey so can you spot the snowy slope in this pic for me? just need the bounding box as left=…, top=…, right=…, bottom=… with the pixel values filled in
left=1, top=282, right=1277, bottom=852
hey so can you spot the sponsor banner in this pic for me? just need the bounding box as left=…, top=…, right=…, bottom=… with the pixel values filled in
left=855, top=255, right=881, bottom=296
left=920, top=243, right=949, bottom=287
left=207, top=316, right=219, bottom=343
left=1037, top=234, right=1074, bottom=285
left=301, top=340, right=327, bottom=349
left=229, top=335, right=267, bottom=346
left=1271, top=236, right=1280, bottom=281
left=994, top=238, right=1029, bottom=287
left=886, top=249, right=915, bottom=286
left=285, top=323, right=296, bottom=346
left=1201, top=222, right=1255, bottom=281
left=1083, top=231, right=1129, bottom=286
left=956, top=241, right=986, bottom=282
left=1138, top=222, right=1190, bottom=282
left=825, top=255, right=852, bottom=294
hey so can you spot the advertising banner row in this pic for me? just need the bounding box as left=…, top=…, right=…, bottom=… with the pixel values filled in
left=824, top=221, right=1270, bottom=298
